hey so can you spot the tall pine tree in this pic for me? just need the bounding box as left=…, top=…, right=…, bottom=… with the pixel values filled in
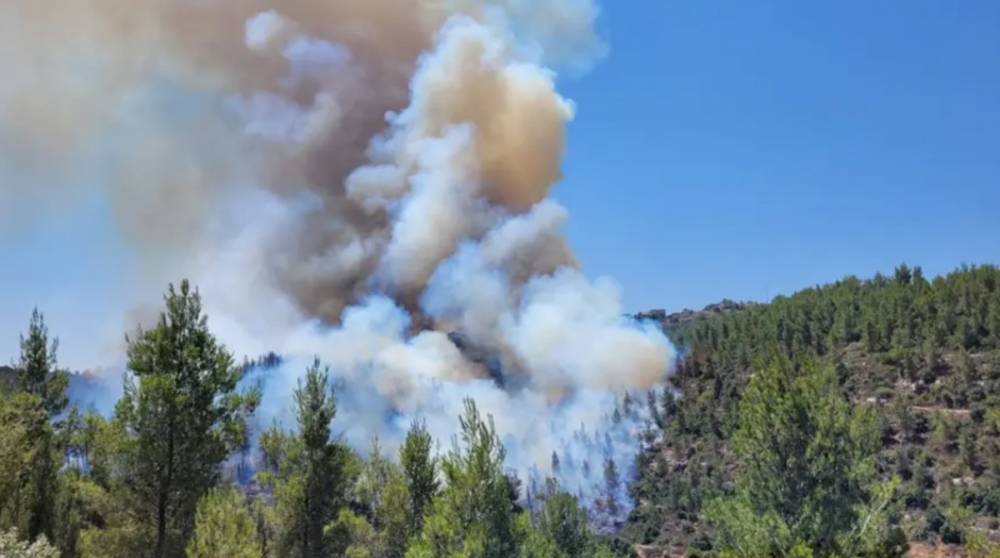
left=259, top=359, right=347, bottom=558
left=14, top=310, right=68, bottom=542
left=115, top=281, right=258, bottom=557
left=705, top=355, right=905, bottom=556
left=400, top=420, right=438, bottom=535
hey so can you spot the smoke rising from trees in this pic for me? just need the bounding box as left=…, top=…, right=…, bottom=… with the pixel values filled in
left=1, top=0, right=673, bottom=520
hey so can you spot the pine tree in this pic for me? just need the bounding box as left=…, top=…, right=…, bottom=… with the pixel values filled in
left=400, top=420, right=438, bottom=535
left=0, top=393, right=47, bottom=537
left=259, top=359, right=348, bottom=558
left=958, top=349, right=980, bottom=386
left=705, top=355, right=905, bottom=556
left=294, top=359, right=344, bottom=558
left=339, top=439, right=412, bottom=558
left=536, top=481, right=591, bottom=558
left=13, top=310, right=68, bottom=542
left=602, top=458, right=620, bottom=516
left=988, top=297, right=1000, bottom=344
left=660, top=389, right=677, bottom=419
left=186, top=488, right=261, bottom=558
left=115, top=281, right=259, bottom=557
left=646, top=391, right=662, bottom=429
left=377, top=475, right=413, bottom=558
left=17, top=309, right=68, bottom=417
left=407, top=399, right=519, bottom=558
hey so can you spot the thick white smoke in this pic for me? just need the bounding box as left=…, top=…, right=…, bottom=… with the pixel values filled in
left=1, top=0, right=673, bottom=525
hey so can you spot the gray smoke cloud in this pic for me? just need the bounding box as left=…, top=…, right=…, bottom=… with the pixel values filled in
left=1, top=0, right=672, bottom=525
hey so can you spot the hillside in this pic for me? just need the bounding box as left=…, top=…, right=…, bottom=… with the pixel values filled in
left=625, top=265, right=1000, bottom=556
left=3, top=265, right=999, bottom=557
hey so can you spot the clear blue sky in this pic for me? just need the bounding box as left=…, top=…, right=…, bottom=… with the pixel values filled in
left=557, top=0, right=1000, bottom=312
left=2, top=1, right=999, bottom=365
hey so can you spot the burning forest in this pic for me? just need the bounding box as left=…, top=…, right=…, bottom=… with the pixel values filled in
left=0, top=0, right=675, bottom=556
left=6, top=1, right=987, bottom=557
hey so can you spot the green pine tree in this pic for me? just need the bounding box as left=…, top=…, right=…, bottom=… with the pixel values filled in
left=400, top=420, right=438, bottom=535
left=115, top=281, right=259, bottom=557
left=406, top=399, right=519, bottom=558
left=258, top=359, right=349, bottom=558
left=186, top=488, right=261, bottom=558
left=12, top=310, right=68, bottom=543
left=705, top=355, right=906, bottom=556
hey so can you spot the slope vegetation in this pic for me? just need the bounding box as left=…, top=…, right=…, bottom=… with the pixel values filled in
left=627, top=265, right=1000, bottom=556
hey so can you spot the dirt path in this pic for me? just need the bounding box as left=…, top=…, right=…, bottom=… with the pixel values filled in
left=911, top=406, right=972, bottom=417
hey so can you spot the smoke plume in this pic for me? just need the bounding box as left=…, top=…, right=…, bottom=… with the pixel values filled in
left=1, top=0, right=672, bottom=524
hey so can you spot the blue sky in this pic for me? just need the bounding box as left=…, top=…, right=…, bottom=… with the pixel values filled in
left=557, top=0, right=1000, bottom=311
left=2, top=1, right=999, bottom=365
left=0, top=193, right=133, bottom=368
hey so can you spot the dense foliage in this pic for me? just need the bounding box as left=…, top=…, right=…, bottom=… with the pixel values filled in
left=626, top=265, right=1000, bottom=555
left=115, top=280, right=260, bottom=556
left=0, top=283, right=620, bottom=557
left=3, top=264, right=999, bottom=556
left=704, top=356, right=904, bottom=557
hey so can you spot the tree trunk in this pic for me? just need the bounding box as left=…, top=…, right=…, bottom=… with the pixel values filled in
left=155, top=422, right=176, bottom=557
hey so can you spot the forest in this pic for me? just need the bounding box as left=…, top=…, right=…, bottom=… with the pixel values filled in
left=0, top=282, right=624, bottom=558
left=2, top=264, right=1000, bottom=557
left=626, top=264, right=1000, bottom=557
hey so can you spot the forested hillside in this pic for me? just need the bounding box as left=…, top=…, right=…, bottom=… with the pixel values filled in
left=2, top=265, right=1000, bottom=557
left=626, top=264, right=1000, bottom=557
